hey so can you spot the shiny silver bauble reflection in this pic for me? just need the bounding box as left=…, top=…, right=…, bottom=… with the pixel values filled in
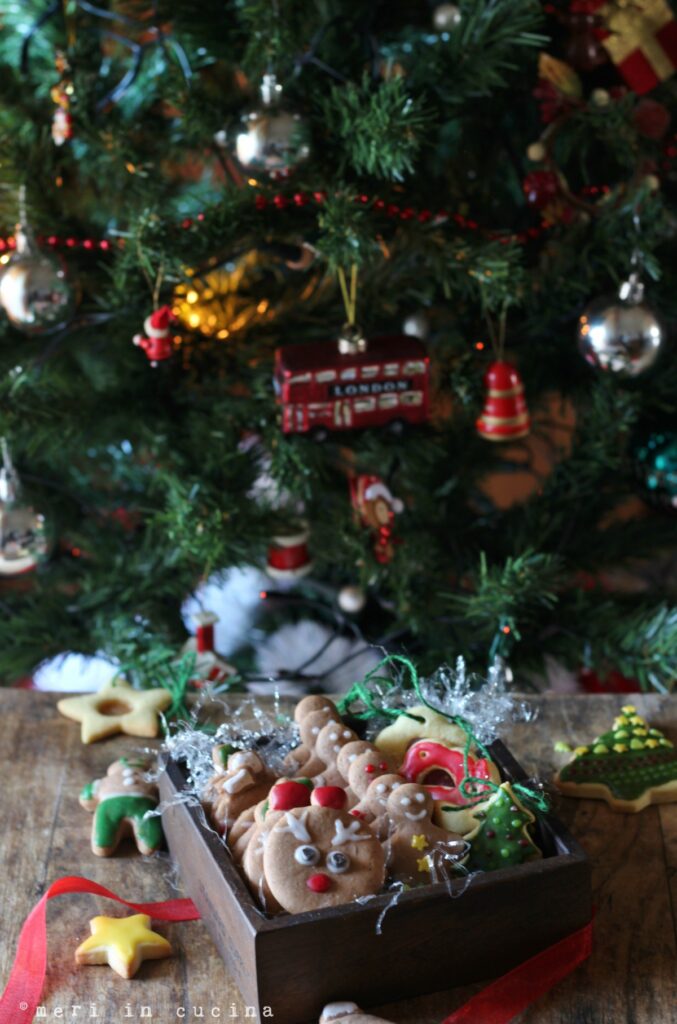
left=0, top=229, right=75, bottom=335
left=433, top=3, right=463, bottom=30
left=337, top=584, right=367, bottom=615
left=402, top=310, right=431, bottom=340
left=577, top=289, right=665, bottom=378
left=233, top=106, right=311, bottom=179
left=0, top=440, right=47, bottom=575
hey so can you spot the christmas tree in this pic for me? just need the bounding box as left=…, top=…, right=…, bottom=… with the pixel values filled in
left=1, top=0, right=676, bottom=690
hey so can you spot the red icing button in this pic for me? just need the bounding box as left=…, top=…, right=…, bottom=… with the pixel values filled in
left=307, top=873, right=331, bottom=893
left=378, top=762, right=388, bottom=770
left=269, top=780, right=312, bottom=811
left=311, top=786, right=346, bottom=809
left=350, top=809, right=364, bottom=818
left=364, top=764, right=376, bottom=774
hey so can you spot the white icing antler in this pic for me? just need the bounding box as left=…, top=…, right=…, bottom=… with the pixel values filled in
left=280, top=810, right=311, bottom=842
left=332, top=819, right=371, bottom=846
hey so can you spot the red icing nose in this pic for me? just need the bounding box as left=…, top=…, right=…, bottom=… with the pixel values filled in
left=307, top=873, right=332, bottom=893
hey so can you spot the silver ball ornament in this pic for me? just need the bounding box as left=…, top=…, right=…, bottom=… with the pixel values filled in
left=338, top=585, right=367, bottom=615
left=577, top=274, right=665, bottom=378
left=0, top=226, right=75, bottom=335
left=433, top=4, right=463, bottom=31
left=229, top=74, right=311, bottom=180
left=0, top=439, right=47, bottom=576
left=402, top=310, right=431, bottom=340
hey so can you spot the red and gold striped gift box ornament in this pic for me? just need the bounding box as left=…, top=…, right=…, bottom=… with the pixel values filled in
left=588, top=0, right=677, bottom=95
left=476, top=361, right=530, bottom=442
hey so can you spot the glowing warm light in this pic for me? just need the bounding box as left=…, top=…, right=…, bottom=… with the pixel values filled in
left=186, top=290, right=199, bottom=304
left=247, top=178, right=259, bottom=186
left=475, top=341, right=485, bottom=350
left=188, top=312, right=201, bottom=328
left=217, top=329, right=230, bottom=339
left=125, top=162, right=137, bottom=174
left=502, top=625, right=511, bottom=634
left=259, top=590, right=268, bottom=600
left=0, top=254, right=10, bottom=264
left=256, top=299, right=269, bottom=314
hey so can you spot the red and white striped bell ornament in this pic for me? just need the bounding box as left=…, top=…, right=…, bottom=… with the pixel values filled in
left=476, top=360, right=530, bottom=442
left=266, top=524, right=313, bottom=580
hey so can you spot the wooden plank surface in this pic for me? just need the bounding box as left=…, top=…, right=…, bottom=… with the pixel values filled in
left=0, top=691, right=675, bottom=1023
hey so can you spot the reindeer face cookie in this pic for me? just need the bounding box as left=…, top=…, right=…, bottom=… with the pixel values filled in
left=263, top=796, right=385, bottom=913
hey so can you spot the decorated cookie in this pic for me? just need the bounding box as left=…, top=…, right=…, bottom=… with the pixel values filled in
left=75, top=913, right=172, bottom=979
left=284, top=697, right=341, bottom=774
left=465, top=782, right=541, bottom=871
left=79, top=758, right=163, bottom=857
left=383, top=782, right=465, bottom=882
left=263, top=789, right=385, bottom=913
left=207, top=750, right=276, bottom=832
left=311, top=721, right=359, bottom=787
left=350, top=773, right=404, bottom=839
left=336, top=740, right=378, bottom=783
left=346, top=750, right=395, bottom=804
left=58, top=680, right=172, bottom=743
left=374, top=705, right=468, bottom=759
left=240, top=779, right=313, bottom=910
left=401, top=739, right=499, bottom=803
left=286, top=709, right=340, bottom=778
left=319, top=1003, right=394, bottom=1024
left=553, top=704, right=677, bottom=813
left=433, top=797, right=491, bottom=838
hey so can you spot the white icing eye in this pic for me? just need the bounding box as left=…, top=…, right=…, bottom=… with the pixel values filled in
left=391, top=782, right=401, bottom=789
left=375, top=783, right=386, bottom=794
left=333, top=745, right=341, bottom=753
left=342, top=730, right=352, bottom=739
left=400, top=796, right=411, bottom=806
left=415, top=792, right=425, bottom=802
left=294, top=845, right=321, bottom=866
left=311, top=726, right=320, bottom=735
left=348, top=754, right=357, bottom=762
left=329, top=731, right=339, bottom=741
left=326, top=851, right=351, bottom=874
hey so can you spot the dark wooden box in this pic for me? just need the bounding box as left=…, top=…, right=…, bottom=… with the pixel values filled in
left=159, top=741, right=591, bottom=1024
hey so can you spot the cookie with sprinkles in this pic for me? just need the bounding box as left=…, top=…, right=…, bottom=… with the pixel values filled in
left=554, top=704, right=677, bottom=813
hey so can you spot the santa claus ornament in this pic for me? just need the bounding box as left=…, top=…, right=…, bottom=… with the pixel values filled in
left=133, top=306, right=176, bottom=366
left=180, top=610, right=235, bottom=687
left=476, top=361, right=530, bottom=442
left=350, top=474, right=403, bottom=564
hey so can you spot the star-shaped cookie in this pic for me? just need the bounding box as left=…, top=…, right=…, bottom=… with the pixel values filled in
left=58, top=680, right=172, bottom=743
left=75, top=914, right=172, bottom=979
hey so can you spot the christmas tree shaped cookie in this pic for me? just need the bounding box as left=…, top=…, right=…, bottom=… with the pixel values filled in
left=465, top=782, right=541, bottom=872
left=554, top=704, right=677, bottom=813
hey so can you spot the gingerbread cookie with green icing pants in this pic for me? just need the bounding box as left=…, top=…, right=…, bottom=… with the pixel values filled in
left=79, top=758, right=164, bottom=857
left=554, top=703, right=677, bottom=812
left=319, top=1003, right=394, bottom=1024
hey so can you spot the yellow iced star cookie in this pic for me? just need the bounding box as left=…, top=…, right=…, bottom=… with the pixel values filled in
left=410, top=833, right=428, bottom=851
left=374, top=705, right=468, bottom=759
left=58, top=680, right=172, bottom=743
left=75, top=914, right=172, bottom=979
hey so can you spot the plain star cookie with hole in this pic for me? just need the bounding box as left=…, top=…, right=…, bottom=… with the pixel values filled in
left=57, top=680, right=172, bottom=743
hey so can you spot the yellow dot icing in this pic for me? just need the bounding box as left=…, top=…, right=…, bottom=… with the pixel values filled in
left=612, top=744, right=629, bottom=753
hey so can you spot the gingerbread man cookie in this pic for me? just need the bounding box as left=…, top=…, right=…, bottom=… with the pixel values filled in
left=319, top=1003, right=394, bottom=1024
left=58, top=680, right=172, bottom=743
left=311, top=721, right=359, bottom=787
left=350, top=773, right=404, bottom=838
left=207, top=750, right=276, bottom=833
left=284, top=696, right=341, bottom=774
left=79, top=758, right=163, bottom=857
left=346, top=750, right=395, bottom=804
left=263, top=787, right=385, bottom=913
left=384, top=782, right=465, bottom=882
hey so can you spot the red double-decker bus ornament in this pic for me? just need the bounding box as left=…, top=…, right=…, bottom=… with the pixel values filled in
left=273, top=331, right=430, bottom=436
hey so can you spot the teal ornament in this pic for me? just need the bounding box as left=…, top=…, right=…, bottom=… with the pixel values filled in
left=634, top=431, right=677, bottom=511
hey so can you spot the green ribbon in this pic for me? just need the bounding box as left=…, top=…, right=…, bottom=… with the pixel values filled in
left=339, top=653, right=549, bottom=814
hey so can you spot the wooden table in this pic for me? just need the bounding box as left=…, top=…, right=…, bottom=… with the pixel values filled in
left=0, top=691, right=675, bottom=1023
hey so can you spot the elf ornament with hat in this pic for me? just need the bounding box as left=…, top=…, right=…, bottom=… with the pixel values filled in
left=133, top=306, right=176, bottom=366
left=350, top=474, right=403, bottom=564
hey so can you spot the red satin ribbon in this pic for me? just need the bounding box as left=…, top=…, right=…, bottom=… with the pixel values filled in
left=0, top=875, right=200, bottom=1024
left=0, top=876, right=591, bottom=1024
left=440, top=918, right=593, bottom=1024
